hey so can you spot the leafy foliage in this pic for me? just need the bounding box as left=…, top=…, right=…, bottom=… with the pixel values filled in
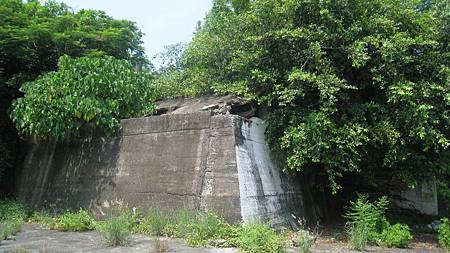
left=345, top=195, right=389, bottom=249
left=179, top=0, right=450, bottom=193
left=0, top=0, right=148, bottom=88
left=439, top=218, right=450, bottom=250
left=0, top=201, right=28, bottom=222
left=379, top=223, right=412, bottom=248
left=45, top=209, right=95, bottom=232
left=11, top=56, right=156, bottom=140
left=233, top=221, right=286, bottom=253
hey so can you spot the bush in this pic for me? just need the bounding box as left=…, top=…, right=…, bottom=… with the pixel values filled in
left=164, top=209, right=196, bottom=238
left=439, top=218, right=450, bottom=250
left=234, top=221, right=285, bottom=253
left=98, top=212, right=133, bottom=246
left=48, top=210, right=95, bottom=232
left=183, top=212, right=236, bottom=247
left=296, top=230, right=313, bottom=253
left=1, top=219, right=24, bottom=239
left=379, top=223, right=412, bottom=248
left=345, top=195, right=389, bottom=250
left=136, top=208, right=171, bottom=236
left=0, top=201, right=28, bottom=222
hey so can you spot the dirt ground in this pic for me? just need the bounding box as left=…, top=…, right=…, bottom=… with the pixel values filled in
left=0, top=224, right=446, bottom=253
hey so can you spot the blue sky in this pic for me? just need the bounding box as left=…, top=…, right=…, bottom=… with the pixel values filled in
left=58, top=0, right=213, bottom=65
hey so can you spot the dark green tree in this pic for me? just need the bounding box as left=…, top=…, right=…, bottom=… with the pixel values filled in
left=179, top=0, right=450, bottom=200
left=11, top=56, right=156, bottom=140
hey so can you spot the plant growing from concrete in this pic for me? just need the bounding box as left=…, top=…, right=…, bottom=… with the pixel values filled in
left=98, top=212, right=133, bottom=246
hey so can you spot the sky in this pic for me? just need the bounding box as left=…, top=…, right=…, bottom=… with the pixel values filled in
left=58, top=0, right=213, bottom=65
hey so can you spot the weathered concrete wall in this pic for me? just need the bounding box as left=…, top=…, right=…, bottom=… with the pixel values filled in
left=234, top=117, right=304, bottom=228
left=15, top=112, right=303, bottom=226
left=397, top=182, right=438, bottom=216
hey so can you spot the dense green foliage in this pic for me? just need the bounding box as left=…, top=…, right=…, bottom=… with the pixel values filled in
left=345, top=195, right=389, bottom=250
left=46, top=210, right=95, bottom=232
left=345, top=195, right=414, bottom=250
left=176, top=0, right=450, bottom=193
left=0, top=0, right=147, bottom=88
left=0, top=201, right=28, bottom=222
left=439, top=218, right=450, bottom=250
left=379, top=223, right=412, bottom=248
left=11, top=56, right=156, bottom=140
left=234, top=221, right=286, bottom=253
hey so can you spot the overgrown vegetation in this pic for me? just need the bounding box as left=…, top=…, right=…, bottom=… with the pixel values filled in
left=439, top=218, right=450, bottom=250
left=345, top=195, right=412, bottom=250
left=171, top=0, right=450, bottom=197
left=345, top=195, right=389, bottom=249
left=233, top=221, right=285, bottom=253
left=43, top=209, right=95, bottom=232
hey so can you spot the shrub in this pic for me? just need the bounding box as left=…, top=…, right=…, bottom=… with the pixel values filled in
left=164, top=209, right=196, bottom=238
left=183, top=212, right=236, bottom=247
left=439, top=218, right=450, bottom=250
left=136, top=208, right=171, bottom=236
left=345, top=195, right=389, bottom=250
left=1, top=219, right=24, bottom=239
left=234, top=221, right=285, bottom=253
left=98, top=213, right=133, bottom=246
left=379, top=223, right=412, bottom=248
left=0, top=201, right=28, bottom=222
left=296, top=230, right=313, bottom=253
left=49, top=210, right=95, bottom=232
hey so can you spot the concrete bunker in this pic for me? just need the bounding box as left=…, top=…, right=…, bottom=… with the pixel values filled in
left=15, top=96, right=305, bottom=228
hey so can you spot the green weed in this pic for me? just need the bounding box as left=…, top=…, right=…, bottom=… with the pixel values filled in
left=234, top=221, right=285, bottom=253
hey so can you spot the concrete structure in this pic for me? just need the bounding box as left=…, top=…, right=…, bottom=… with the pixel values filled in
left=15, top=112, right=304, bottom=227
left=398, top=182, right=439, bottom=216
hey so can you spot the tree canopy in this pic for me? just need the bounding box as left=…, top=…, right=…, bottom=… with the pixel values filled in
left=11, top=56, right=156, bottom=140
left=0, top=0, right=148, bottom=88
left=175, top=0, right=450, bottom=194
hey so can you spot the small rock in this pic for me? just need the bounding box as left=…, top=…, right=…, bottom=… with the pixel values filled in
left=208, top=239, right=228, bottom=247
